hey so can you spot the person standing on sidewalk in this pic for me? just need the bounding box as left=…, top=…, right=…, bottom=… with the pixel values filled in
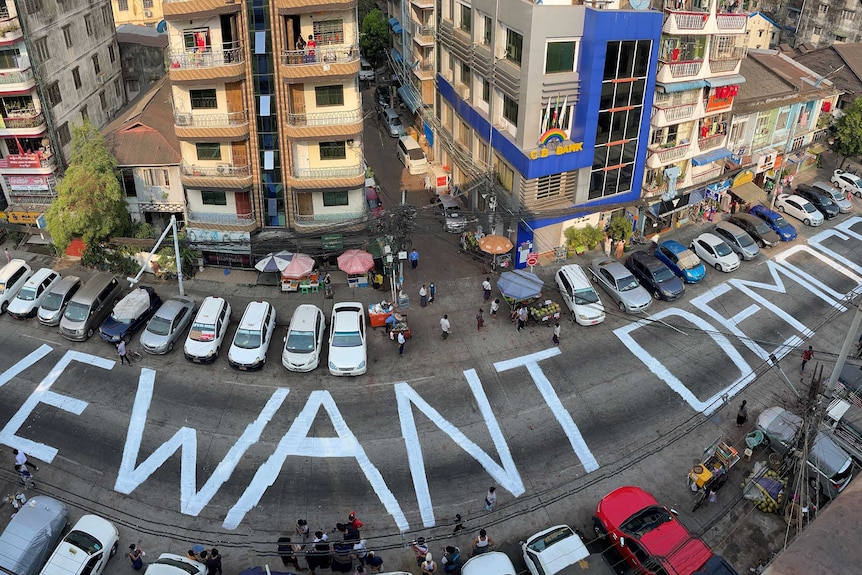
left=476, top=308, right=485, bottom=331
left=15, top=464, right=35, bottom=489
left=490, top=298, right=499, bottom=320
left=4, top=248, right=9, bottom=264
left=440, top=315, right=451, bottom=340
left=409, top=249, right=419, bottom=270
left=482, top=277, right=492, bottom=301
left=553, top=322, right=561, bottom=345
left=419, top=284, right=428, bottom=307
left=397, top=332, right=406, bottom=355
left=484, top=486, right=497, bottom=511
left=428, top=283, right=435, bottom=305
left=801, top=346, right=813, bottom=372
left=517, top=306, right=527, bottom=332
left=736, top=400, right=748, bottom=426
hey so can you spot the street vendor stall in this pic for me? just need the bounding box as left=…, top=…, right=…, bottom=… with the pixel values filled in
left=688, top=436, right=740, bottom=489
left=387, top=312, right=411, bottom=339
left=338, top=249, right=374, bottom=287
left=368, top=301, right=396, bottom=328
left=528, top=299, right=562, bottom=323
left=497, top=270, right=544, bottom=311
left=280, top=253, right=318, bottom=292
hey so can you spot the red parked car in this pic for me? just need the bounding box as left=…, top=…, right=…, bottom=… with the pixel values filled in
left=593, top=486, right=737, bottom=575
left=365, top=183, right=384, bottom=218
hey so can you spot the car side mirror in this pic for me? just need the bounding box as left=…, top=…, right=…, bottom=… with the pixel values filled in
left=619, top=537, right=625, bottom=548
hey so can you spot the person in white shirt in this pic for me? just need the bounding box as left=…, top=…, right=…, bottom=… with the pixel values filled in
left=482, top=278, right=492, bottom=301
left=440, top=315, right=451, bottom=340
left=13, top=449, right=38, bottom=472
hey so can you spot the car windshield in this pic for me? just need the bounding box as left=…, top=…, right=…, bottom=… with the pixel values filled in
left=408, top=148, right=425, bottom=160
left=189, top=322, right=217, bottom=342
left=774, top=215, right=790, bottom=227
left=332, top=331, right=362, bottom=347
left=803, top=202, right=817, bottom=213
left=109, top=313, right=133, bottom=324
left=233, top=328, right=262, bottom=349
left=64, top=530, right=102, bottom=554
left=827, top=190, right=844, bottom=202
left=617, top=274, right=640, bottom=292
left=64, top=301, right=90, bottom=321
left=737, top=232, right=755, bottom=247
left=574, top=288, right=599, bottom=305
left=654, top=267, right=676, bottom=283
left=154, top=558, right=200, bottom=575
left=714, top=242, right=732, bottom=257
left=16, top=286, right=37, bottom=301
left=41, top=292, right=64, bottom=311
left=147, top=316, right=172, bottom=336
left=620, top=505, right=674, bottom=538
left=286, top=330, right=315, bottom=353
left=391, top=117, right=402, bottom=126
left=526, top=526, right=574, bottom=552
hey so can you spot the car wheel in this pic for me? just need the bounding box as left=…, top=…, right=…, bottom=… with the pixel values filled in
left=0, top=301, right=7, bottom=313
left=593, top=518, right=608, bottom=540
left=804, top=218, right=811, bottom=226
left=715, top=263, right=722, bottom=271
left=653, top=290, right=661, bottom=301
left=618, top=301, right=626, bottom=313
left=86, top=327, right=94, bottom=339
left=777, top=205, right=785, bottom=212
left=856, top=191, right=862, bottom=199
left=123, top=333, right=132, bottom=344
left=110, top=542, right=118, bottom=557
left=168, top=341, right=174, bottom=353
left=214, top=346, right=220, bottom=359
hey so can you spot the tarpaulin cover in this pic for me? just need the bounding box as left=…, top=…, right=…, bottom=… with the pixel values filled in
left=111, top=288, right=151, bottom=322
left=0, top=496, right=68, bottom=575
left=497, top=271, right=544, bottom=301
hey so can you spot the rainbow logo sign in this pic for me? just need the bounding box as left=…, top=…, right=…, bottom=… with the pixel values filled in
left=538, top=128, right=568, bottom=147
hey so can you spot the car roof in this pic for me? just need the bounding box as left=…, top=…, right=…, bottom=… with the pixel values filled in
left=144, top=553, right=206, bottom=575
left=524, top=524, right=590, bottom=573
left=156, top=297, right=193, bottom=317
left=629, top=250, right=665, bottom=271
left=714, top=220, right=746, bottom=235
left=22, top=267, right=57, bottom=287
left=290, top=304, right=322, bottom=331
left=333, top=303, right=362, bottom=331
left=750, top=205, right=778, bottom=218
left=43, top=515, right=118, bottom=575
left=696, top=232, right=724, bottom=246
left=461, top=551, right=517, bottom=575
left=659, top=239, right=687, bottom=253
left=558, top=264, right=591, bottom=288
left=196, top=296, right=227, bottom=321
left=596, top=486, right=658, bottom=526
left=592, top=257, right=629, bottom=277
left=0, top=496, right=68, bottom=575
left=239, top=301, right=271, bottom=328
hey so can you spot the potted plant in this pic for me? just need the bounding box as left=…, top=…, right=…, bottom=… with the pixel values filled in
left=608, top=215, right=633, bottom=244
left=582, top=224, right=606, bottom=250
left=564, top=226, right=587, bottom=257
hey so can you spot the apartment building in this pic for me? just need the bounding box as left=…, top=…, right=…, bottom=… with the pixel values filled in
left=0, top=0, right=124, bottom=219
left=163, top=0, right=365, bottom=267
left=388, top=0, right=435, bottom=111
left=111, top=0, right=165, bottom=28
left=767, top=0, right=862, bottom=50
left=431, top=0, right=662, bottom=263
left=640, top=0, right=748, bottom=234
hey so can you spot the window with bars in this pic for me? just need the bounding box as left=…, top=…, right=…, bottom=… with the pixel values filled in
left=92, top=54, right=101, bottom=75
left=143, top=169, right=171, bottom=187
left=313, top=19, right=344, bottom=45
left=0, top=48, right=19, bottom=69
left=319, top=141, right=346, bottom=160
left=818, top=3, right=827, bottom=13
left=506, top=29, right=523, bottom=65
left=85, top=14, right=93, bottom=37
left=63, top=26, right=73, bottom=49
left=196, top=143, right=222, bottom=161
left=503, top=94, right=518, bottom=126
left=729, top=120, right=746, bottom=144
left=102, top=5, right=112, bottom=25
left=118, top=0, right=128, bottom=10
left=47, top=82, right=62, bottom=108
left=536, top=174, right=562, bottom=200
left=34, top=38, right=49, bottom=61
left=315, top=85, right=344, bottom=107
left=24, top=0, right=40, bottom=15
left=143, top=0, right=153, bottom=7
left=190, top=89, right=217, bottom=109
left=842, top=9, right=854, bottom=19
left=58, top=123, right=71, bottom=146
left=323, top=191, right=349, bottom=206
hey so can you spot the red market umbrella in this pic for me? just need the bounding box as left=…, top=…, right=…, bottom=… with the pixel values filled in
left=479, top=235, right=513, bottom=255
left=280, top=253, right=316, bottom=279
left=337, top=249, right=375, bottom=275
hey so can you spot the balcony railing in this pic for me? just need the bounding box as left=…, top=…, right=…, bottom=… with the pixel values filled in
left=657, top=102, right=696, bottom=122
left=413, top=24, right=435, bottom=43
left=281, top=43, right=359, bottom=67
left=181, top=162, right=251, bottom=177
left=662, top=59, right=703, bottom=78
left=2, top=111, right=44, bottom=129
left=291, top=164, right=365, bottom=179
left=692, top=166, right=723, bottom=184
left=286, top=108, right=362, bottom=126
left=295, top=210, right=366, bottom=222
left=715, top=13, right=747, bottom=30
left=174, top=110, right=248, bottom=127
left=669, top=11, right=708, bottom=30
left=188, top=211, right=255, bottom=225
left=649, top=142, right=690, bottom=163
left=169, top=45, right=244, bottom=69
left=698, top=133, right=726, bottom=151
left=708, top=59, right=740, bottom=73
left=710, top=46, right=746, bottom=60
left=0, top=68, right=32, bottom=84
left=0, top=6, right=8, bottom=19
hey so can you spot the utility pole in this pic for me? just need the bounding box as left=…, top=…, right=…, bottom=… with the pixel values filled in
left=127, top=215, right=185, bottom=296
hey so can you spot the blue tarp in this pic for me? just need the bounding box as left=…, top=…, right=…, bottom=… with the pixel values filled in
left=388, top=17, right=399, bottom=26
left=392, top=24, right=402, bottom=34
left=390, top=48, right=403, bottom=63
left=691, top=148, right=733, bottom=166
left=497, top=271, right=544, bottom=301
left=655, top=80, right=706, bottom=93
left=397, top=86, right=421, bottom=114
left=704, top=74, right=746, bottom=87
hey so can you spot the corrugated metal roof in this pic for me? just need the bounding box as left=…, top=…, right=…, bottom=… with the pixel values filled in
left=792, top=43, right=862, bottom=97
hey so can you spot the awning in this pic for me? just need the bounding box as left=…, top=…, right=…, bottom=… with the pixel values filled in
left=388, top=17, right=399, bottom=26
left=655, top=80, right=706, bottom=93
left=730, top=181, right=767, bottom=204
left=390, top=48, right=403, bottom=63
left=392, top=24, right=402, bottom=34
left=397, top=86, right=421, bottom=114
left=691, top=148, right=733, bottom=166
left=808, top=142, right=828, bottom=155
left=647, top=190, right=704, bottom=217
left=705, top=74, right=746, bottom=88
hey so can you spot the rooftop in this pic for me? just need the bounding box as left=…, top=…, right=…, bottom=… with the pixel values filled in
left=733, top=50, right=839, bottom=114
left=792, top=42, right=862, bottom=99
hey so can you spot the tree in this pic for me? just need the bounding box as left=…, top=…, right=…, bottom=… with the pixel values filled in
left=832, top=99, right=862, bottom=168
left=360, top=9, right=389, bottom=67
left=46, top=121, right=129, bottom=251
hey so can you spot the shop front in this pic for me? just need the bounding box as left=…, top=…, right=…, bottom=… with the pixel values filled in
left=645, top=188, right=706, bottom=232
left=727, top=169, right=769, bottom=210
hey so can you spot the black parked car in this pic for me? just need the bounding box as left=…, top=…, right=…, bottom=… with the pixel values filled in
left=795, top=184, right=840, bottom=219
left=728, top=212, right=780, bottom=248
left=375, top=85, right=392, bottom=109
left=624, top=250, right=685, bottom=301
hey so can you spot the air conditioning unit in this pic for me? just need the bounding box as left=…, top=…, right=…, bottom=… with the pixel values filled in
left=144, top=9, right=153, bottom=18
left=457, top=84, right=470, bottom=99
left=96, top=73, right=105, bottom=84
left=495, top=47, right=507, bottom=59
left=442, top=69, right=453, bottom=82
left=216, top=164, right=228, bottom=174
left=175, top=115, right=190, bottom=126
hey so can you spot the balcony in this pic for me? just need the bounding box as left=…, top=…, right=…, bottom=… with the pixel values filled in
left=173, top=110, right=249, bottom=140
left=664, top=11, right=709, bottom=33
left=286, top=163, right=365, bottom=190
left=660, top=59, right=703, bottom=78
left=168, top=45, right=245, bottom=82
left=410, top=0, right=435, bottom=8
left=698, top=133, right=726, bottom=151
left=274, top=0, right=356, bottom=10
left=1, top=111, right=45, bottom=135
left=652, top=102, right=696, bottom=126
left=710, top=45, right=746, bottom=61
left=647, top=142, right=690, bottom=167
left=280, top=44, right=360, bottom=81
left=187, top=210, right=257, bottom=233
left=0, top=67, right=34, bottom=92
left=691, top=165, right=723, bottom=185
left=162, top=0, right=241, bottom=19
left=708, top=59, right=741, bottom=74
left=295, top=210, right=366, bottom=224
left=715, top=13, right=747, bottom=31
left=413, top=61, right=435, bottom=80
left=283, top=108, right=363, bottom=139
left=0, top=19, right=23, bottom=44
left=413, top=24, right=435, bottom=46
left=180, top=162, right=253, bottom=189
left=0, top=151, right=57, bottom=174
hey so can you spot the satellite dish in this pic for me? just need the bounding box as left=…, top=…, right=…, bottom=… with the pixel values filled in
left=629, top=0, right=650, bottom=9
left=156, top=20, right=167, bottom=33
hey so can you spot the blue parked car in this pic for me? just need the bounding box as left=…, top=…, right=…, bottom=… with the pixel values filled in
left=654, top=240, right=706, bottom=283
left=749, top=205, right=797, bottom=242
left=99, top=286, right=162, bottom=344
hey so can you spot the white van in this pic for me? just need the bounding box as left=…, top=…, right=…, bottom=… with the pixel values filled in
left=359, top=59, right=375, bottom=82
left=0, top=258, right=33, bottom=314
left=396, top=135, right=428, bottom=175
left=555, top=264, right=605, bottom=326
left=7, top=267, right=61, bottom=319
left=184, top=296, right=231, bottom=364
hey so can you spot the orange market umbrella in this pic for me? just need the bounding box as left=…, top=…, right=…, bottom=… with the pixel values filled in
left=281, top=253, right=316, bottom=280
left=479, top=235, right=513, bottom=255
left=337, top=249, right=375, bottom=275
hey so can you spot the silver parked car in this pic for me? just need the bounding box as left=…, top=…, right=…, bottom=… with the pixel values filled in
left=587, top=256, right=652, bottom=314
left=140, top=296, right=197, bottom=355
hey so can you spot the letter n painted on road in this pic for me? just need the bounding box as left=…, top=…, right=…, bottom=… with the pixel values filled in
left=494, top=348, right=599, bottom=474
left=223, top=390, right=408, bottom=532
left=395, top=372, right=525, bottom=528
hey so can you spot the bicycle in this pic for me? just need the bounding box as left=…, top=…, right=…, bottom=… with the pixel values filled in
left=127, top=349, right=143, bottom=362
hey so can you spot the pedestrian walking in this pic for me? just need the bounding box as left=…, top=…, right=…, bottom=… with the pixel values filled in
left=128, top=545, right=144, bottom=571
left=490, top=298, right=499, bottom=320
left=420, top=284, right=428, bottom=307
left=482, top=277, right=492, bottom=301
left=296, top=519, right=310, bottom=543
left=603, top=235, right=612, bottom=257
left=471, top=529, right=494, bottom=556
left=398, top=332, right=406, bottom=355
left=736, top=400, right=748, bottom=427
left=4, top=248, right=9, bottom=264
left=117, top=340, right=131, bottom=365
left=428, top=283, right=435, bottom=305
left=13, top=449, right=39, bottom=472
left=801, top=345, right=813, bottom=372
left=441, top=546, right=462, bottom=573
left=730, top=200, right=738, bottom=215
left=420, top=553, right=437, bottom=575
left=484, top=486, right=497, bottom=511
left=409, top=249, right=419, bottom=270
left=615, top=240, right=625, bottom=259
left=517, top=306, right=527, bottom=332
left=553, top=322, right=561, bottom=345
left=278, top=537, right=307, bottom=571
left=15, top=464, right=35, bottom=489
left=476, top=308, right=485, bottom=330
left=338, top=522, right=360, bottom=541
left=412, top=538, right=429, bottom=567
left=365, top=551, right=384, bottom=573
left=440, top=315, right=451, bottom=340
left=347, top=512, right=363, bottom=531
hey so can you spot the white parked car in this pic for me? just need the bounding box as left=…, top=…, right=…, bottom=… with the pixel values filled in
left=144, top=554, right=207, bottom=575
left=282, top=304, right=327, bottom=372
left=775, top=193, right=824, bottom=226
left=555, top=265, right=605, bottom=326
left=462, top=551, right=517, bottom=575
left=832, top=169, right=862, bottom=198
left=7, top=267, right=61, bottom=320
left=328, top=302, right=367, bottom=376
left=228, top=301, right=276, bottom=371
left=39, top=514, right=119, bottom=575
left=690, top=233, right=740, bottom=272
left=184, top=296, right=231, bottom=364
left=522, top=524, right=591, bottom=575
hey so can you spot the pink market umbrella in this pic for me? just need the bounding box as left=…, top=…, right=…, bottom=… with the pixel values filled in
left=337, top=249, right=375, bottom=275
left=281, top=253, right=316, bottom=280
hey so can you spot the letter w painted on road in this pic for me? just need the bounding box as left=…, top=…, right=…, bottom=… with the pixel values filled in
left=396, top=371, right=525, bottom=528
left=114, top=369, right=290, bottom=516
